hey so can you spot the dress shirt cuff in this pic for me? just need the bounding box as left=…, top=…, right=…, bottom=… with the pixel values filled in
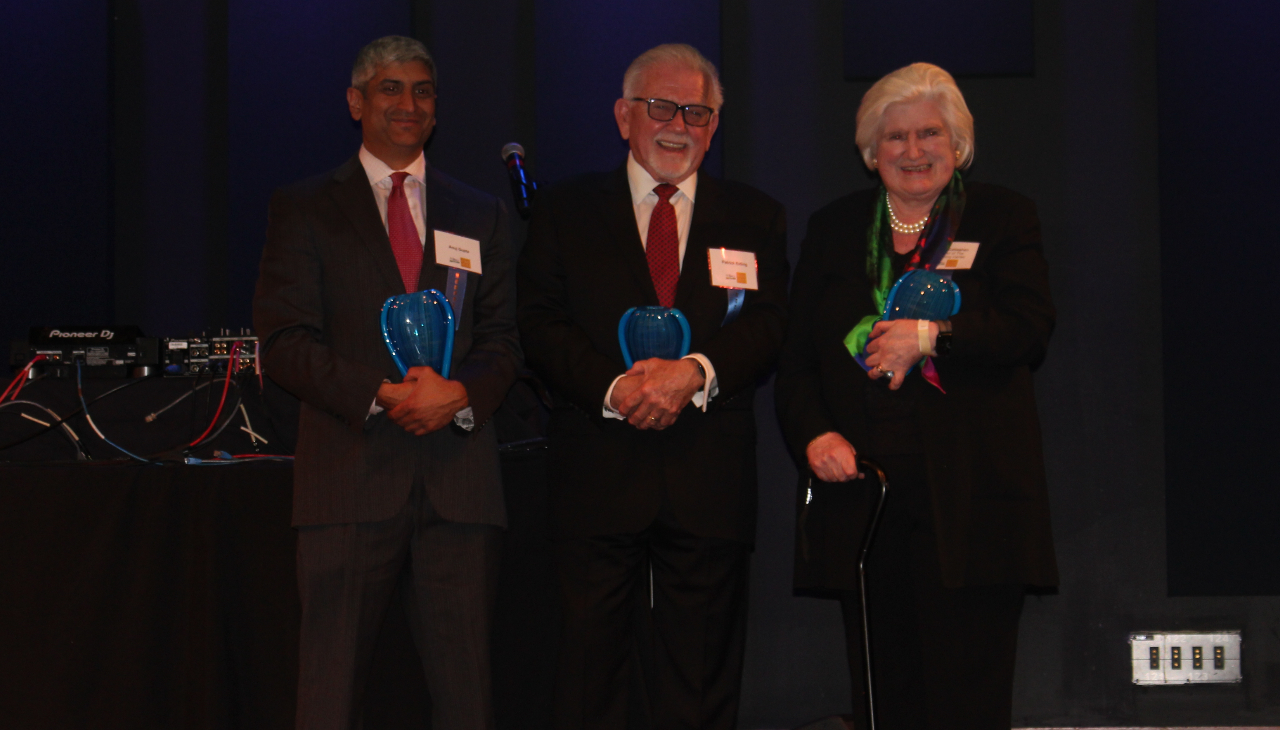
left=683, top=353, right=717, bottom=411
left=602, top=374, right=628, bottom=420
left=454, top=406, right=476, bottom=431
left=368, top=379, right=392, bottom=419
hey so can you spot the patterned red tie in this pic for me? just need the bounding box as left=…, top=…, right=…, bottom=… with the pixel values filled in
left=387, top=171, right=422, bottom=292
left=646, top=183, right=679, bottom=307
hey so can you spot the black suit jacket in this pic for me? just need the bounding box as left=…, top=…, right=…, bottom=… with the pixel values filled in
left=253, top=156, right=521, bottom=528
left=775, top=182, right=1058, bottom=588
left=517, top=166, right=788, bottom=544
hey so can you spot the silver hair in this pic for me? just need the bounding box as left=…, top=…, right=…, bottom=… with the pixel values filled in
left=622, top=43, right=724, bottom=111
left=855, top=62, right=975, bottom=171
left=351, top=35, right=436, bottom=93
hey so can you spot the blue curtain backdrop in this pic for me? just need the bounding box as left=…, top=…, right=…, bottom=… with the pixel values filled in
left=0, top=3, right=111, bottom=357
left=843, top=0, right=1034, bottom=78
left=1159, top=1, right=1280, bottom=596
left=226, top=0, right=412, bottom=328
left=533, top=0, right=722, bottom=182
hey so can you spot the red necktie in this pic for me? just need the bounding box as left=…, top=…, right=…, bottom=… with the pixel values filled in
left=387, top=171, right=422, bottom=292
left=646, top=184, right=679, bottom=307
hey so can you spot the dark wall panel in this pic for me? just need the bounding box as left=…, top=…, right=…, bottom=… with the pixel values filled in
left=1160, top=2, right=1280, bottom=596
left=0, top=3, right=112, bottom=366
left=133, top=0, right=220, bottom=336
left=843, top=0, right=1034, bottom=79
left=225, top=0, right=412, bottom=329
left=723, top=1, right=856, bottom=725
left=425, top=0, right=533, bottom=206
left=534, top=0, right=722, bottom=183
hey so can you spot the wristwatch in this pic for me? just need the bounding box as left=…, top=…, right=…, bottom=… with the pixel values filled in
left=688, top=357, right=707, bottom=381
left=935, top=321, right=953, bottom=358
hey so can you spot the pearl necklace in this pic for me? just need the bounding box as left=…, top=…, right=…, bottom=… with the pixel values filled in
left=886, top=193, right=928, bottom=234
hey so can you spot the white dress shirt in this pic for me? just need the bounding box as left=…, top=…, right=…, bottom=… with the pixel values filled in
left=602, top=153, right=719, bottom=419
left=360, top=145, right=428, bottom=246
left=358, top=146, right=474, bottom=429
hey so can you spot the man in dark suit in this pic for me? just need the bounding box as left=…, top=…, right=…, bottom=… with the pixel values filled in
left=253, top=35, right=520, bottom=730
left=517, top=44, right=788, bottom=730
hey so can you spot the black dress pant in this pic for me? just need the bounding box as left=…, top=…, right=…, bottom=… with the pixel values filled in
left=552, top=503, right=751, bottom=730
left=839, top=455, right=1024, bottom=730
left=295, top=481, right=502, bottom=730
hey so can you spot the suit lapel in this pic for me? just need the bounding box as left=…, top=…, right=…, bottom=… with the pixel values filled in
left=419, top=166, right=457, bottom=293
left=329, top=156, right=405, bottom=295
left=674, top=172, right=725, bottom=312
left=601, top=166, right=661, bottom=306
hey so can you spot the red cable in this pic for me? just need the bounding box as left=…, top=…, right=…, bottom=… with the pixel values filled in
left=2, top=354, right=45, bottom=402
left=229, top=454, right=293, bottom=459
left=8, top=355, right=44, bottom=401
left=1, top=358, right=34, bottom=401
left=0, top=372, right=23, bottom=402
left=189, top=342, right=239, bottom=447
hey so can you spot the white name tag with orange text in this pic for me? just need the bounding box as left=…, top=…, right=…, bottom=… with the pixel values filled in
left=434, top=230, right=482, bottom=274
left=707, top=248, right=758, bottom=290
left=935, top=241, right=980, bottom=270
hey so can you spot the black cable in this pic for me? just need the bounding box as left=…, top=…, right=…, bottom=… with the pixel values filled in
left=0, top=401, right=87, bottom=459
left=145, top=379, right=217, bottom=422
left=0, top=376, right=151, bottom=454
left=76, top=361, right=154, bottom=464
left=189, top=393, right=243, bottom=452
left=144, top=379, right=244, bottom=457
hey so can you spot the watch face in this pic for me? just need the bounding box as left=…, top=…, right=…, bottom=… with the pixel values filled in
left=936, top=331, right=952, bottom=356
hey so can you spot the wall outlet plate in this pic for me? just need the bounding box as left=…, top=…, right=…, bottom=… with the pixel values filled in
left=1129, top=631, right=1242, bottom=684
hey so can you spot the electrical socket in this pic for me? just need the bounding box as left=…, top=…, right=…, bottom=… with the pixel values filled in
left=1129, top=631, right=1242, bottom=685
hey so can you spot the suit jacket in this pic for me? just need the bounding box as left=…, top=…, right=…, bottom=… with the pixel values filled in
left=253, top=156, right=521, bottom=528
left=775, top=181, right=1058, bottom=588
left=517, top=166, right=788, bottom=544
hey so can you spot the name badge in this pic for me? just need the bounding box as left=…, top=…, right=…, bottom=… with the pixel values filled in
left=707, top=248, right=759, bottom=290
left=935, top=241, right=980, bottom=270
left=433, top=230, right=483, bottom=274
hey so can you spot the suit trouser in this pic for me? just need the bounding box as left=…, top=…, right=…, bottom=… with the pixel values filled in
left=295, top=480, right=502, bottom=730
left=837, top=455, right=1024, bottom=730
left=552, top=503, right=751, bottom=730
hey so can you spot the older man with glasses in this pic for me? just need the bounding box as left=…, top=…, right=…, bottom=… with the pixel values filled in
left=517, top=43, right=790, bottom=730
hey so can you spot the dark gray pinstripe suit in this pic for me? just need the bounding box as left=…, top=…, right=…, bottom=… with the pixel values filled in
left=253, top=155, right=520, bottom=730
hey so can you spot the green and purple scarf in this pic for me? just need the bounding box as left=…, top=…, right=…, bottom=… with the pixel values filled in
left=843, top=171, right=966, bottom=391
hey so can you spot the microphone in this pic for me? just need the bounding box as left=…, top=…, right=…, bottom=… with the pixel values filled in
left=501, top=142, right=537, bottom=220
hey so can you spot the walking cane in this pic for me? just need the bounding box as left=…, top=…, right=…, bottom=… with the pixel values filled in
left=855, top=458, right=889, bottom=730
left=798, top=459, right=889, bottom=730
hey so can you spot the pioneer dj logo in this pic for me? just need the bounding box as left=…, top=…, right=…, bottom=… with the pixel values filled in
left=48, top=329, right=114, bottom=339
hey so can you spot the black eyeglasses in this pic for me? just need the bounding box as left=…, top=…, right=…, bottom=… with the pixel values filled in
left=630, top=97, right=716, bottom=127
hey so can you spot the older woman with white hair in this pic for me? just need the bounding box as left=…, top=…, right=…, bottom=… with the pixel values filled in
left=775, top=63, right=1057, bottom=729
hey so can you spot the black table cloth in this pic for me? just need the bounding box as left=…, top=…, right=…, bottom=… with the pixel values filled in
left=0, top=455, right=557, bottom=729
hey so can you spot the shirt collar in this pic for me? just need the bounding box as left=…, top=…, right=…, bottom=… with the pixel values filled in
left=626, top=152, right=697, bottom=206
left=359, top=145, right=427, bottom=187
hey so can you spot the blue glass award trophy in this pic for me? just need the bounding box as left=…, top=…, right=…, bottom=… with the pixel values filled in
left=380, top=290, right=455, bottom=378
left=617, top=306, right=691, bottom=368
left=882, top=269, right=961, bottom=322
left=851, top=269, right=961, bottom=377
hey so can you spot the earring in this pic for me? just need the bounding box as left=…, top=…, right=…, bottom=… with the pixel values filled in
left=954, top=149, right=961, bottom=162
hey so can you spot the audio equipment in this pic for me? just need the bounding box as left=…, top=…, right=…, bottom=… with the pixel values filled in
left=10, top=326, right=159, bottom=379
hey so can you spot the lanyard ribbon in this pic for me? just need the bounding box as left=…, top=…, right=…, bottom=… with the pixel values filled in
left=722, top=289, right=745, bottom=327
left=444, top=267, right=467, bottom=331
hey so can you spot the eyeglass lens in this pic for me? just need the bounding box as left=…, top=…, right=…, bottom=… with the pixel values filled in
left=644, top=99, right=712, bottom=127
